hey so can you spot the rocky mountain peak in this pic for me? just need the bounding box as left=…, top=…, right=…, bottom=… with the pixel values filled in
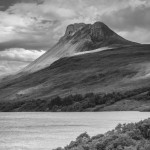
left=90, top=22, right=114, bottom=41
left=65, top=23, right=86, bottom=36
left=62, top=22, right=115, bottom=42
left=64, top=22, right=114, bottom=36
left=61, top=21, right=138, bottom=46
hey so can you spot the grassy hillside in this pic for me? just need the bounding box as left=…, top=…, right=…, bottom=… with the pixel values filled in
left=54, top=118, right=150, bottom=150
left=0, top=44, right=150, bottom=111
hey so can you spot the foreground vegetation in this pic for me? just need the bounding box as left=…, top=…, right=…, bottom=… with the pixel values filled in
left=54, top=118, right=150, bottom=150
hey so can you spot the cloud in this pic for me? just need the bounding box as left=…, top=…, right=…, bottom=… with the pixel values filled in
left=0, top=60, right=28, bottom=77
left=0, top=48, right=45, bottom=77
left=118, top=28, right=150, bottom=44
left=98, top=1, right=150, bottom=43
left=100, top=4, right=150, bottom=31
left=0, top=2, right=62, bottom=50
left=0, top=48, right=45, bottom=62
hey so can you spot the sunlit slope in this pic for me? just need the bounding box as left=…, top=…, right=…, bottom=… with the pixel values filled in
left=22, top=42, right=78, bottom=73
left=0, top=44, right=150, bottom=102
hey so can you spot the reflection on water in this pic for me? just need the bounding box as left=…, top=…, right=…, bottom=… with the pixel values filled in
left=0, top=112, right=150, bottom=150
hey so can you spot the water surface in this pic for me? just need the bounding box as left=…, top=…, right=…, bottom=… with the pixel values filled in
left=0, top=112, right=150, bottom=150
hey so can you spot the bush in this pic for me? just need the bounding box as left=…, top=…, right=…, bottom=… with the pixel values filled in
left=54, top=118, right=150, bottom=150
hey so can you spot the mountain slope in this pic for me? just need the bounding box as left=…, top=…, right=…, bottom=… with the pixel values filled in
left=0, top=44, right=150, bottom=103
left=22, top=22, right=138, bottom=73
left=1, top=22, right=150, bottom=111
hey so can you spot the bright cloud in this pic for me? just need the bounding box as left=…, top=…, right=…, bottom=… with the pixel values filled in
left=0, top=48, right=45, bottom=62
left=0, top=60, right=28, bottom=77
left=0, top=48, right=45, bottom=77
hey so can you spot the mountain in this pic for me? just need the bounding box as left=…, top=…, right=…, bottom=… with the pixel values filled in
left=1, top=22, right=150, bottom=112
left=22, top=22, right=138, bottom=73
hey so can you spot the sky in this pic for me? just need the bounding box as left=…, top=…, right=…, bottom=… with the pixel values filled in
left=0, top=0, right=150, bottom=77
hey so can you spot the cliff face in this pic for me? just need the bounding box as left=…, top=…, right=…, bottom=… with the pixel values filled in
left=65, top=23, right=86, bottom=36
left=90, top=22, right=114, bottom=42
left=60, top=21, right=138, bottom=52
left=62, top=22, right=114, bottom=41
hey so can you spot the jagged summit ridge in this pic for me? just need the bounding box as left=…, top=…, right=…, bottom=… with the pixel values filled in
left=64, top=22, right=114, bottom=39
left=91, top=22, right=114, bottom=41
left=60, top=21, right=138, bottom=52
left=61, top=21, right=137, bottom=47
left=65, top=23, right=86, bottom=36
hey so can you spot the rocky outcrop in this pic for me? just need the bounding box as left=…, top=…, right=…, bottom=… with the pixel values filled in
left=65, top=23, right=86, bottom=36
left=61, top=21, right=138, bottom=47
left=63, top=22, right=114, bottom=40
left=90, top=22, right=114, bottom=42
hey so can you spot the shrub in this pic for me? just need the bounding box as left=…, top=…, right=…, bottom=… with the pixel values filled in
left=54, top=118, right=150, bottom=150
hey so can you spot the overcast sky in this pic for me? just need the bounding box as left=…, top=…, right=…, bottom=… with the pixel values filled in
left=0, top=0, right=150, bottom=76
